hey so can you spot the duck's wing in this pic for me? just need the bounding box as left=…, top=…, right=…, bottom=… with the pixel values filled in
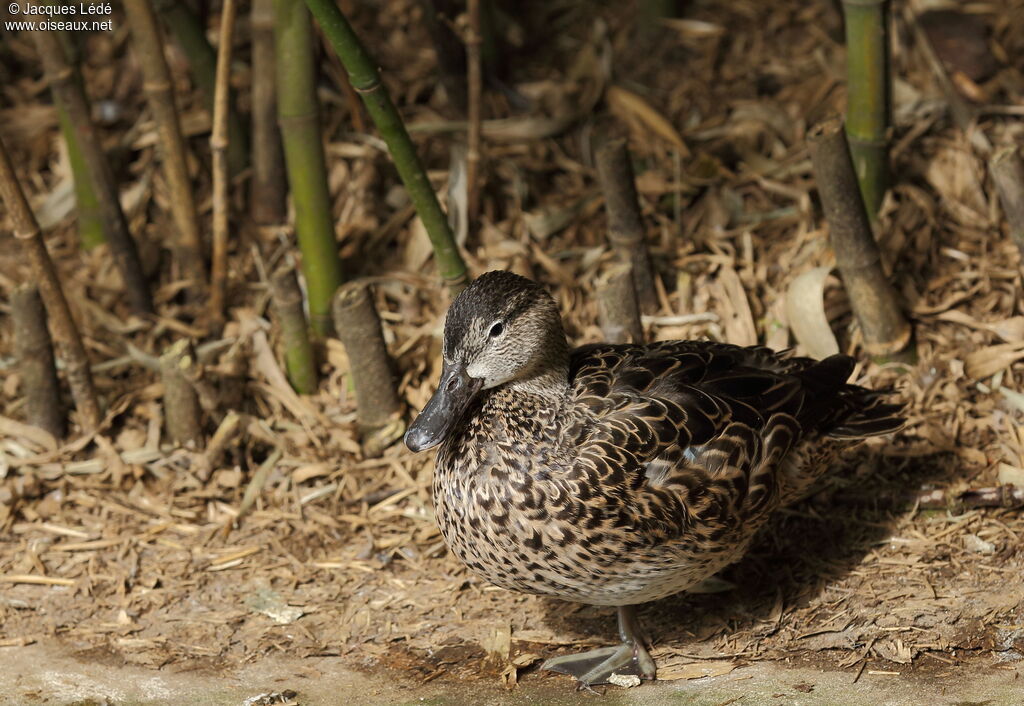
left=566, top=342, right=903, bottom=542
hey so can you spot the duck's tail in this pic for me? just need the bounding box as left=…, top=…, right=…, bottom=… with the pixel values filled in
left=795, top=354, right=905, bottom=440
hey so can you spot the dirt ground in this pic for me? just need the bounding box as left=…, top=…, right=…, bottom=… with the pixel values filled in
left=2, top=641, right=1023, bottom=705
left=2, top=0, right=1024, bottom=703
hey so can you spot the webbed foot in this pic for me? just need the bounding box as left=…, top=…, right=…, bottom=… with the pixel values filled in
left=542, top=605, right=656, bottom=686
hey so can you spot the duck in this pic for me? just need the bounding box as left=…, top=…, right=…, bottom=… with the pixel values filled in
left=405, top=270, right=903, bottom=686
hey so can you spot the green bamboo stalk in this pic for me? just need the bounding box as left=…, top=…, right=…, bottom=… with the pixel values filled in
left=153, top=0, right=249, bottom=176
left=55, top=100, right=105, bottom=250
left=33, top=28, right=153, bottom=314
left=843, top=0, right=890, bottom=218
left=52, top=26, right=103, bottom=250
left=303, top=0, right=469, bottom=294
left=274, top=0, right=345, bottom=336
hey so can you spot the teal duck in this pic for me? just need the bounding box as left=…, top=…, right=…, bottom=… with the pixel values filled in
left=405, top=271, right=903, bottom=686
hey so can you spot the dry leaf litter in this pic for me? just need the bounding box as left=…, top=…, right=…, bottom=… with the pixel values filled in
left=0, top=0, right=1023, bottom=690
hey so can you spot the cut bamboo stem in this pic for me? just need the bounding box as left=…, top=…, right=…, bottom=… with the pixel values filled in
left=33, top=29, right=153, bottom=314
left=250, top=0, right=287, bottom=225
left=597, top=263, right=644, bottom=344
left=0, top=135, right=101, bottom=430
left=807, top=116, right=911, bottom=356
left=154, top=0, right=249, bottom=175
left=270, top=267, right=318, bottom=394
left=842, top=0, right=891, bottom=217
left=209, top=0, right=238, bottom=325
left=466, top=0, right=483, bottom=225
left=595, top=136, right=659, bottom=314
left=332, top=281, right=404, bottom=457
left=124, top=0, right=205, bottom=293
left=990, top=147, right=1024, bottom=258
left=11, top=285, right=65, bottom=438
left=274, top=0, right=345, bottom=336
left=159, top=339, right=202, bottom=446
left=303, top=0, right=470, bottom=294
left=55, top=101, right=105, bottom=250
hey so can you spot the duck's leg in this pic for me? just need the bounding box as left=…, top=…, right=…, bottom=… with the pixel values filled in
left=542, top=605, right=657, bottom=686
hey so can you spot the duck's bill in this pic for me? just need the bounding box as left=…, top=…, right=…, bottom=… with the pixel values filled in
left=404, top=362, right=483, bottom=452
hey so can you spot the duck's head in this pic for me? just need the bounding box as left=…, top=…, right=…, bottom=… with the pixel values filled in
left=404, top=271, right=568, bottom=452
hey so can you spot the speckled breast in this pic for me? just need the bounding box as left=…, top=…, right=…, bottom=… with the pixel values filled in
left=431, top=442, right=755, bottom=607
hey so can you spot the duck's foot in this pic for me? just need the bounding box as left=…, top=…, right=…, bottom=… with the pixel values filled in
left=542, top=642, right=656, bottom=686
left=542, top=605, right=656, bottom=686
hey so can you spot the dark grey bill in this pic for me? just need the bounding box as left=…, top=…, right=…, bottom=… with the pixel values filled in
left=404, top=361, right=484, bottom=452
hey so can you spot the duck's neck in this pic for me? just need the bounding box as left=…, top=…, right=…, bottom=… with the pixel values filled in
left=506, top=363, right=570, bottom=398
left=505, top=335, right=570, bottom=399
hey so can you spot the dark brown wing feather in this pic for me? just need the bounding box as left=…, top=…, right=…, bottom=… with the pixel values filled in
left=567, top=342, right=903, bottom=543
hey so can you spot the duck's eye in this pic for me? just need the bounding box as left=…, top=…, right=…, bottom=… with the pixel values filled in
left=488, top=321, right=504, bottom=338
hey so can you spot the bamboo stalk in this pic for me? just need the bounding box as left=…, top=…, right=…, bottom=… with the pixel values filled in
left=466, top=0, right=482, bottom=225
left=270, top=267, right=318, bottom=394
left=418, top=0, right=467, bottom=114
left=209, top=0, right=238, bottom=325
left=55, top=101, right=105, bottom=250
left=250, top=0, right=286, bottom=225
left=0, top=136, right=101, bottom=430
left=807, top=116, right=911, bottom=356
left=11, top=285, right=65, bottom=438
left=597, top=263, right=644, bottom=344
left=903, top=3, right=986, bottom=151
left=123, top=0, right=206, bottom=292
left=33, top=29, right=153, bottom=314
left=274, top=0, right=345, bottom=336
left=154, top=0, right=249, bottom=176
left=332, top=281, right=405, bottom=457
left=53, top=28, right=98, bottom=252
left=159, top=339, right=202, bottom=446
left=303, top=0, right=470, bottom=294
left=991, top=147, right=1024, bottom=257
left=842, top=0, right=891, bottom=217
left=595, top=136, right=659, bottom=313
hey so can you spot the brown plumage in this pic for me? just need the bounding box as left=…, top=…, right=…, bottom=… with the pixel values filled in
left=406, top=271, right=903, bottom=686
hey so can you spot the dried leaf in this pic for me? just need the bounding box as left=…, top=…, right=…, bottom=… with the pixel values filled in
left=936, top=310, right=1024, bottom=343
left=608, top=673, right=641, bottom=688
left=246, top=586, right=304, bottom=625
left=292, top=464, right=331, bottom=484
left=606, top=86, right=689, bottom=155
left=997, top=463, right=1024, bottom=487
left=403, top=217, right=434, bottom=272
left=1000, top=387, right=1024, bottom=417
left=659, top=18, right=725, bottom=38
left=786, top=267, right=840, bottom=359
left=965, top=342, right=1024, bottom=380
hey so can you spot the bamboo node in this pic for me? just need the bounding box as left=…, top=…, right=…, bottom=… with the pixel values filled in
left=352, top=77, right=383, bottom=94
left=142, top=79, right=174, bottom=93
